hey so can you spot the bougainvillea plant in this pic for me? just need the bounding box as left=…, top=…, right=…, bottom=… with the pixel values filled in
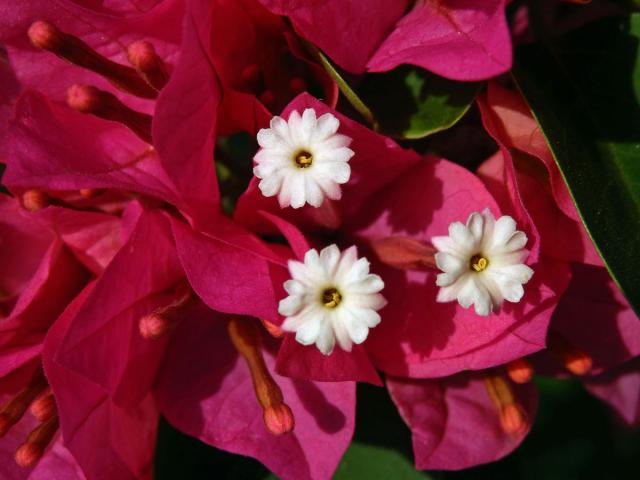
left=1, top=0, right=639, bottom=479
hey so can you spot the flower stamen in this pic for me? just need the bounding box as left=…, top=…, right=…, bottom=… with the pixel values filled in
left=294, top=150, right=313, bottom=168
left=470, top=254, right=488, bottom=272
left=321, top=287, right=342, bottom=308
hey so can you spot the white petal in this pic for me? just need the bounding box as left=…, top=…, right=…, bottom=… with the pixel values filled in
left=295, top=316, right=323, bottom=345
left=289, top=175, right=307, bottom=209
left=502, top=231, right=528, bottom=253
left=257, top=174, right=282, bottom=197
left=466, top=212, right=485, bottom=242
left=332, top=313, right=353, bottom=351
left=312, top=112, right=340, bottom=142
left=317, top=160, right=351, bottom=184
left=278, top=295, right=303, bottom=316
left=349, top=275, right=384, bottom=294
left=319, top=244, right=341, bottom=277
left=472, top=284, right=493, bottom=316
left=489, top=215, right=517, bottom=251
left=321, top=133, right=352, bottom=149
left=316, top=320, right=336, bottom=355
left=300, top=108, right=317, bottom=133
left=316, top=146, right=354, bottom=165
left=283, top=279, right=304, bottom=295
left=448, top=222, right=476, bottom=254
left=269, top=116, right=290, bottom=140
left=348, top=292, right=387, bottom=310
left=345, top=318, right=369, bottom=345
left=435, top=252, right=465, bottom=274
left=257, top=128, right=280, bottom=149
left=496, top=264, right=534, bottom=284
left=431, top=235, right=456, bottom=254
left=350, top=307, right=382, bottom=329
left=436, top=281, right=465, bottom=303
left=304, top=175, right=324, bottom=207
left=456, top=276, right=480, bottom=309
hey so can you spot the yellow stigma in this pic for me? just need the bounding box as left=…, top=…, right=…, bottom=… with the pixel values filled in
left=294, top=150, right=313, bottom=168
left=470, top=254, right=489, bottom=272
left=321, top=288, right=342, bottom=308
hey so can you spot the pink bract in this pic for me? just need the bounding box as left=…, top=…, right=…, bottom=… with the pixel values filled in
left=387, top=372, right=537, bottom=470
left=256, top=0, right=512, bottom=80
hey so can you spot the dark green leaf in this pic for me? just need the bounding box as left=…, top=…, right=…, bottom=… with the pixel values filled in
left=513, top=13, right=640, bottom=316
left=358, top=66, right=480, bottom=139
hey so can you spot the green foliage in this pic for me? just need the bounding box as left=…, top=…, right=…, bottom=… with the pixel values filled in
left=513, top=13, right=640, bottom=316
left=358, top=66, right=480, bottom=140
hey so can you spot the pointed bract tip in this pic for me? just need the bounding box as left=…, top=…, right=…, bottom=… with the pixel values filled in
left=139, top=313, right=171, bottom=340
left=500, top=403, right=527, bottom=436
left=22, top=190, right=49, bottom=212
left=263, top=403, right=294, bottom=435
left=30, top=394, right=56, bottom=423
left=15, top=442, right=43, bottom=468
left=506, top=358, right=534, bottom=384
left=67, top=84, right=101, bottom=113
left=564, top=350, right=593, bottom=376
left=127, top=40, right=158, bottom=72
left=28, top=20, right=62, bottom=51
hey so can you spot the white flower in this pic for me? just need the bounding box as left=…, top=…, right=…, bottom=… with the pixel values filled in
left=278, top=244, right=386, bottom=355
left=253, top=108, right=354, bottom=209
left=432, top=209, right=534, bottom=316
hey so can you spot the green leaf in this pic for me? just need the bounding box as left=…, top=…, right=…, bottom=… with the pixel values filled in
left=512, top=13, right=640, bottom=316
left=358, top=66, right=480, bottom=139
left=333, top=443, right=433, bottom=480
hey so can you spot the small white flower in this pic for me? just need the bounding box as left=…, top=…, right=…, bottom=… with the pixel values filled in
left=253, top=108, right=354, bottom=209
left=432, top=209, right=534, bottom=316
left=278, top=244, right=386, bottom=355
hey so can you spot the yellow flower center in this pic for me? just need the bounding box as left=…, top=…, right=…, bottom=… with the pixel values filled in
left=321, top=287, right=342, bottom=308
left=470, top=254, right=489, bottom=272
left=294, top=150, right=313, bottom=168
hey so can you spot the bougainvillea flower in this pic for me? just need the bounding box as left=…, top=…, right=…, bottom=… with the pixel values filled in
left=433, top=209, right=534, bottom=316
left=387, top=370, right=538, bottom=470
left=254, top=109, right=354, bottom=208
left=279, top=244, right=386, bottom=354
left=477, top=81, right=602, bottom=266
left=50, top=204, right=357, bottom=479
left=207, top=0, right=338, bottom=134
left=236, top=93, right=570, bottom=379
left=256, top=0, right=511, bottom=80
